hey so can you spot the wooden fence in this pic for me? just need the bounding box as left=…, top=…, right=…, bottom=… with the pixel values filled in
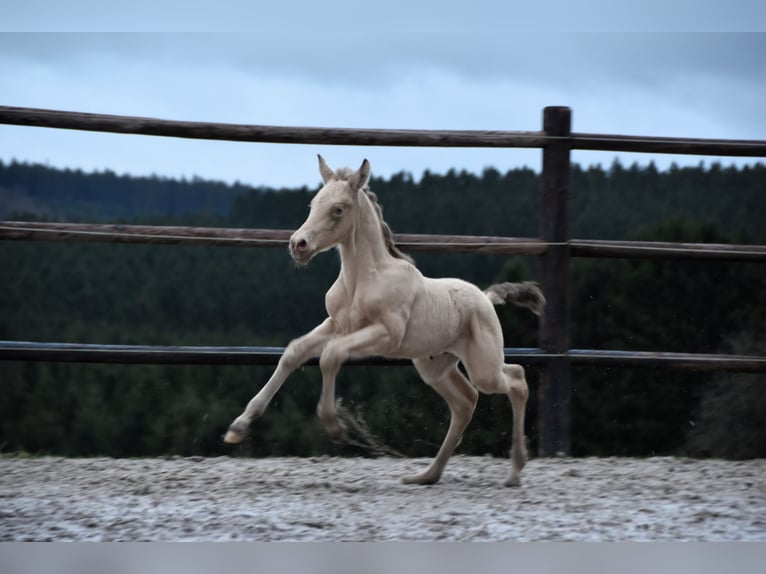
left=2, top=104, right=766, bottom=456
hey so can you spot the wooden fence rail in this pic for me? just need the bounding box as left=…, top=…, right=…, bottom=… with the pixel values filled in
left=4, top=221, right=766, bottom=261
left=2, top=105, right=766, bottom=155
left=2, top=104, right=765, bottom=457
left=0, top=221, right=548, bottom=256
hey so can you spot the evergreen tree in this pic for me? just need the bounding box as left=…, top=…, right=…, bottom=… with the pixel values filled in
left=1, top=161, right=764, bottom=458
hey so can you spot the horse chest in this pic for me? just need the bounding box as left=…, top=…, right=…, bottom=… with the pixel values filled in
left=326, top=287, right=371, bottom=335
left=334, top=307, right=367, bottom=334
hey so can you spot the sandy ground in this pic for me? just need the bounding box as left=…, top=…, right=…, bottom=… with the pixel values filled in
left=1, top=455, right=764, bottom=541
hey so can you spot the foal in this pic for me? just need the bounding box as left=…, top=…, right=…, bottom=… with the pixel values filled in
left=225, top=156, right=544, bottom=486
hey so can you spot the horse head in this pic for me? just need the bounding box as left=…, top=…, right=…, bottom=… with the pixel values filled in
left=289, top=155, right=370, bottom=265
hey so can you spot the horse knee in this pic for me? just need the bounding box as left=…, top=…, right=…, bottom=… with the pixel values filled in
left=279, top=341, right=303, bottom=372
left=319, top=343, right=345, bottom=376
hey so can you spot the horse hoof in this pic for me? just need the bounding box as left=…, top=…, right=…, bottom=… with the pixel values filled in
left=401, top=472, right=440, bottom=486
left=505, top=474, right=521, bottom=487
left=223, top=422, right=247, bottom=444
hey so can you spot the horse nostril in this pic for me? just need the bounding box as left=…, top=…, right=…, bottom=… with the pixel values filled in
left=292, top=238, right=308, bottom=252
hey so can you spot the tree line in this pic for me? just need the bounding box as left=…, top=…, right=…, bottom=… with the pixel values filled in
left=1, top=160, right=765, bottom=459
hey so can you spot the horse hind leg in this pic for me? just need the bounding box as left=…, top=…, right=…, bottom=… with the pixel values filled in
left=466, top=363, right=529, bottom=487
left=504, top=364, right=529, bottom=487
left=403, top=356, right=478, bottom=485
left=461, top=314, right=529, bottom=486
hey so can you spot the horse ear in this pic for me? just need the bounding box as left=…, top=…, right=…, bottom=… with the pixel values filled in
left=318, top=155, right=334, bottom=183
left=349, top=159, right=371, bottom=191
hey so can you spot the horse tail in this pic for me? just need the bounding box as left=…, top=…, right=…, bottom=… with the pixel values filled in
left=484, top=281, right=546, bottom=317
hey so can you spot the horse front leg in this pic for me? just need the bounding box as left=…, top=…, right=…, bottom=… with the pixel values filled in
left=316, top=323, right=392, bottom=441
left=223, top=318, right=336, bottom=444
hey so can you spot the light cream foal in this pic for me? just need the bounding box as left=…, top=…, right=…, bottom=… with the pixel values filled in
left=224, top=156, right=545, bottom=486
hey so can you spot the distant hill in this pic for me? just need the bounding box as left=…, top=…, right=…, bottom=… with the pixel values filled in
left=0, top=160, right=254, bottom=221
left=2, top=159, right=764, bottom=243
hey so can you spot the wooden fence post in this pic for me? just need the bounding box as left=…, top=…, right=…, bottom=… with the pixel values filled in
left=538, top=106, right=572, bottom=457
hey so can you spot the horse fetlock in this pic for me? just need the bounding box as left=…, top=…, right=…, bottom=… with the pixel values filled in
left=511, top=442, right=529, bottom=468
left=506, top=443, right=527, bottom=487
left=321, top=415, right=348, bottom=442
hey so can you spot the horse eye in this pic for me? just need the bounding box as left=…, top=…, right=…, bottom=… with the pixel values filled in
left=332, top=206, right=345, bottom=218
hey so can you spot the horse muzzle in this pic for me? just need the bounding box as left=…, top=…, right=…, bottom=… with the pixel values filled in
left=289, top=234, right=314, bottom=265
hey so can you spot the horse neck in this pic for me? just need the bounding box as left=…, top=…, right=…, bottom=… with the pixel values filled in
left=338, top=191, right=391, bottom=287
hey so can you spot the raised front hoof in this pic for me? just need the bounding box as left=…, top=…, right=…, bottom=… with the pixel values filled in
left=223, top=422, right=247, bottom=444
left=401, top=471, right=441, bottom=486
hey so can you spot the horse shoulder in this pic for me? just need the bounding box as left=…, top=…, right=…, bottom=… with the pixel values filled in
left=325, top=278, right=351, bottom=326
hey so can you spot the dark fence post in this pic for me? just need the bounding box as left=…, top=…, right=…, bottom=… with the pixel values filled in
left=538, top=106, right=572, bottom=457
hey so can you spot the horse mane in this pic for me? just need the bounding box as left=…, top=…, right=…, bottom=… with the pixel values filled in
left=332, top=168, right=415, bottom=265
left=363, top=187, right=416, bottom=265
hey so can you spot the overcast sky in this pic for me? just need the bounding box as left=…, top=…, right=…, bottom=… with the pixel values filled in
left=1, top=2, right=765, bottom=188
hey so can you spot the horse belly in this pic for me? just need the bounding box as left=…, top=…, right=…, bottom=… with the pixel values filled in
left=396, top=278, right=472, bottom=358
